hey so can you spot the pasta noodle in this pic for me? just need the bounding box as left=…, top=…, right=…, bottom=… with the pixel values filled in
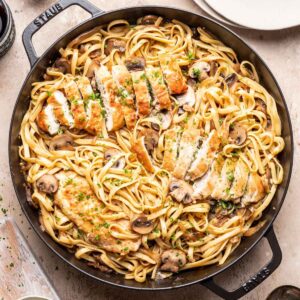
left=19, top=16, right=284, bottom=282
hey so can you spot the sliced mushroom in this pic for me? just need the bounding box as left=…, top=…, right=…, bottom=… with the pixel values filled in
left=182, top=231, right=204, bottom=242
left=131, top=215, right=154, bottom=234
left=176, top=85, right=196, bottom=111
left=52, top=58, right=71, bottom=74
left=188, top=60, right=210, bottom=81
left=36, top=174, right=58, bottom=194
left=86, top=60, right=100, bottom=78
left=49, top=134, right=74, bottom=151
left=210, top=61, right=218, bottom=76
left=225, top=73, right=238, bottom=88
left=151, top=109, right=172, bottom=131
left=255, top=98, right=267, bottom=114
left=125, top=57, right=146, bottom=71
left=138, top=128, right=159, bottom=153
left=229, top=125, right=247, bottom=146
left=262, top=167, right=272, bottom=193
left=140, top=15, right=159, bottom=25
left=160, top=249, right=187, bottom=273
left=104, top=148, right=126, bottom=169
left=169, top=178, right=193, bottom=204
left=104, top=39, right=126, bottom=56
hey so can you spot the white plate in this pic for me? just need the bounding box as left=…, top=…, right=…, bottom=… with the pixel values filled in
left=205, top=0, right=300, bottom=30
left=193, top=0, right=245, bottom=28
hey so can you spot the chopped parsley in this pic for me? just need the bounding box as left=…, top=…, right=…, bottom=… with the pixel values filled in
left=227, top=172, right=234, bottom=182
left=103, top=222, right=110, bottom=228
left=192, top=68, right=200, bottom=78
left=77, top=192, right=85, bottom=201
left=46, top=91, right=52, bottom=97
left=187, top=51, right=195, bottom=60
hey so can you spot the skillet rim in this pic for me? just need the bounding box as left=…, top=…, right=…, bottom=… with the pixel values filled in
left=8, top=5, right=294, bottom=290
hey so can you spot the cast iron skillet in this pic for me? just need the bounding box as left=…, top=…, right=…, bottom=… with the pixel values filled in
left=9, top=0, right=293, bottom=299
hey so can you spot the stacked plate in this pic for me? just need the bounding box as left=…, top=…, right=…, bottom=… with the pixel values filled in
left=193, top=0, right=300, bottom=30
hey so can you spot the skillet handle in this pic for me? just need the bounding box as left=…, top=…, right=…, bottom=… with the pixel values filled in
left=202, top=226, right=282, bottom=300
left=22, top=0, right=103, bottom=67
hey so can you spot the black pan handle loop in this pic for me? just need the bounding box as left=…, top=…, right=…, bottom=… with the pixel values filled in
left=202, top=226, right=282, bottom=300
left=22, top=0, right=103, bottom=67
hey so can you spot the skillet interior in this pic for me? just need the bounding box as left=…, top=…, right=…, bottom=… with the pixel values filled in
left=9, top=6, right=293, bottom=290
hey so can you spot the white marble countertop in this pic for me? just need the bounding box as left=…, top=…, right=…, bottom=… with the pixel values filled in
left=0, top=0, right=299, bottom=299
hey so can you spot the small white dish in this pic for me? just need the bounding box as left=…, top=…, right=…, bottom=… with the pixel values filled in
left=205, top=0, right=300, bottom=30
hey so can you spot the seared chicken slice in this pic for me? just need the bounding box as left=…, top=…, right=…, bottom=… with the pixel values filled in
left=112, top=65, right=137, bottom=129
left=55, top=171, right=141, bottom=254
left=241, top=173, right=266, bottom=205
left=186, top=130, right=220, bottom=181
left=36, top=105, right=60, bottom=135
left=172, top=128, right=201, bottom=179
left=211, top=158, right=237, bottom=200
left=229, top=158, right=249, bottom=200
left=85, top=100, right=103, bottom=135
left=192, top=154, right=225, bottom=200
left=76, top=76, right=93, bottom=100
left=131, top=136, right=155, bottom=173
left=162, top=126, right=181, bottom=172
left=95, top=65, right=124, bottom=132
left=47, top=91, right=74, bottom=127
left=160, top=56, right=188, bottom=95
left=146, top=66, right=171, bottom=110
left=125, top=57, right=152, bottom=117
left=64, top=80, right=82, bottom=101
left=64, top=80, right=87, bottom=130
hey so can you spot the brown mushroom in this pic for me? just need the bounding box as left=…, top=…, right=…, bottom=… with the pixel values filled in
left=153, top=109, right=172, bottom=130
left=104, top=39, right=126, bottom=56
left=188, top=60, right=210, bottom=81
left=86, top=60, right=100, bottom=78
left=125, top=57, right=145, bottom=71
left=210, top=61, right=218, bottom=76
left=176, top=85, right=196, bottom=111
left=160, top=249, right=187, bottom=272
left=182, top=231, right=204, bottom=242
left=262, top=167, right=272, bottom=193
left=229, top=124, right=247, bottom=146
left=131, top=215, right=154, bottom=234
left=52, top=58, right=71, bottom=74
left=49, top=134, right=74, bottom=151
left=104, top=148, right=126, bottom=169
left=36, top=174, right=58, bottom=194
left=225, top=73, right=238, bottom=88
left=255, top=98, right=267, bottom=114
left=169, top=178, right=194, bottom=204
left=138, top=128, right=159, bottom=153
left=140, top=15, right=159, bottom=25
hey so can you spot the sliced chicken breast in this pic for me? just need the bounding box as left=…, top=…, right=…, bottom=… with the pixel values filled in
left=36, top=105, right=60, bottom=135
left=172, top=128, right=201, bottom=179
left=112, top=65, right=137, bottom=129
left=85, top=100, right=103, bottom=135
left=64, top=79, right=82, bottom=101
left=54, top=171, right=141, bottom=254
left=229, top=158, right=249, bottom=200
left=241, top=173, right=266, bottom=206
left=159, top=56, right=188, bottom=95
left=146, top=66, right=171, bottom=110
left=125, top=57, right=152, bottom=117
left=47, top=90, right=74, bottom=127
left=192, top=154, right=225, bottom=200
left=131, top=136, right=155, bottom=173
left=162, top=126, right=181, bottom=172
left=64, top=80, right=87, bottom=129
left=94, top=65, right=125, bottom=132
left=76, top=76, right=93, bottom=100
left=186, top=130, right=220, bottom=181
left=211, top=158, right=237, bottom=200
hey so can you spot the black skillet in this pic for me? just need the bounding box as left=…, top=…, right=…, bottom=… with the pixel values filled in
left=9, top=0, right=294, bottom=299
